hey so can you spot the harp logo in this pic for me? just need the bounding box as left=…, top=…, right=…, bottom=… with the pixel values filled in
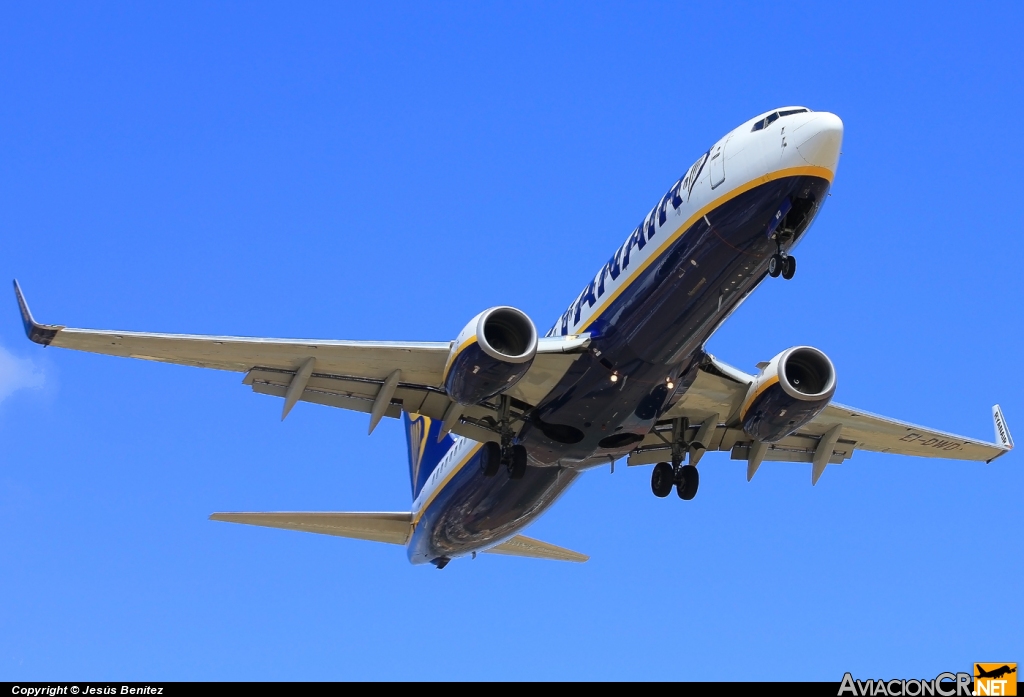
left=407, top=414, right=432, bottom=481
left=974, top=664, right=1017, bottom=696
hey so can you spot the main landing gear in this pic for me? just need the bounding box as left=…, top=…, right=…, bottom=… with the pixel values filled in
left=651, top=462, right=700, bottom=500
left=480, top=395, right=528, bottom=480
left=505, top=444, right=527, bottom=480
left=649, top=417, right=701, bottom=501
left=768, top=252, right=796, bottom=280
left=479, top=439, right=527, bottom=479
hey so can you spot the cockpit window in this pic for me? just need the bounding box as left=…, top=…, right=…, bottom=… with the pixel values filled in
left=751, top=108, right=809, bottom=131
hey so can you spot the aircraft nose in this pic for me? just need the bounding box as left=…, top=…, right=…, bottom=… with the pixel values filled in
left=792, top=112, right=843, bottom=175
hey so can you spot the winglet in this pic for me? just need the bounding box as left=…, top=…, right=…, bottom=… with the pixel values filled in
left=12, top=279, right=64, bottom=346
left=993, top=405, right=1014, bottom=450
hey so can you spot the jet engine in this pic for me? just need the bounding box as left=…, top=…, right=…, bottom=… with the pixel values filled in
left=444, top=306, right=538, bottom=405
left=741, top=346, right=836, bottom=443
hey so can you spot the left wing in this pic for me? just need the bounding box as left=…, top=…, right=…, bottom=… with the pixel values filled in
left=629, top=354, right=1012, bottom=482
left=13, top=280, right=588, bottom=439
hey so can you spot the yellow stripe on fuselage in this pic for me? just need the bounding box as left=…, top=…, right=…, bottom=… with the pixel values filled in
left=415, top=166, right=832, bottom=531
left=576, top=165, right=833, bottom=335
left=411, top=441, right=484, bottom=528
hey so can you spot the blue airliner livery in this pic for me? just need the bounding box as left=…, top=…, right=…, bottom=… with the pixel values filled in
left=14, top=107, right=1014, bottom=567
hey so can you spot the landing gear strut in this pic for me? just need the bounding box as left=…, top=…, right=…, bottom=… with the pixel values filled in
left=649, top=417, right=701, bottom=500
left=490, top=394, right=527, bottom=480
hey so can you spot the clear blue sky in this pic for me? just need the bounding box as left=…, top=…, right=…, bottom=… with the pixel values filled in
left=1, top=1, right=1021, bottom=681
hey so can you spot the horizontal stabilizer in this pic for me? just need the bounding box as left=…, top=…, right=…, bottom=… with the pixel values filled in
left=484, top=534, right=588, bottom=563
left=209, top=511, right=412, bottom=545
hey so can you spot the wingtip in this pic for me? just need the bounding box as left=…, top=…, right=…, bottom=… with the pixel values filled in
left=13, top=278, right=33, bottom=333
left=12, top=279, right=63, bottom=346
left=992, top=405, right=1014, bottom=450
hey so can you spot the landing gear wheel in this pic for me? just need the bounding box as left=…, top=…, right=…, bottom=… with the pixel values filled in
left=508, top=444, right=528, bottom=480
left=768, top=254, right=783, bottom=278
left=676, top=464, right=700, bottom=500
left=651, top=462, right=674, bottom=497
left=480, top=442, right=501, bottom=477
left=782, top=255, right=796, bottom=280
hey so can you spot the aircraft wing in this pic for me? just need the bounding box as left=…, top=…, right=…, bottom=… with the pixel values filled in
left=630, top=353, right=1013, bottom=481
left=13, top=280, right=588, bottom=439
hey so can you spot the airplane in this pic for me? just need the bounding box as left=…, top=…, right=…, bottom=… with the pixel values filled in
left=14, top=106, right=1015, bottom=568
left=976, top=665, right=1016, bottom=680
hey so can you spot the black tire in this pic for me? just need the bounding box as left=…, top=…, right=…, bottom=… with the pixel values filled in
left=651, top=462, right=674, bottom=497
left=480, top=442, right=501, bottom=477
left=768, top=254, right=783, bottom=278
left=508, top=444, right=528, bottom=480
left=782, top=255, right=796, bottom=280
left=676, top=464, right=700, bottom=500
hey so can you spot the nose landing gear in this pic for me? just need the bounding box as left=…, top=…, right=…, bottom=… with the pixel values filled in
left=768, top=252, right=796, bottom=280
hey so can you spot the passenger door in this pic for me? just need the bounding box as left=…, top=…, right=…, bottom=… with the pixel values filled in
left=709, top=137, right=729, bottom=189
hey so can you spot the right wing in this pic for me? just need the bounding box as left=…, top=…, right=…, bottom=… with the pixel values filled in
left=629, top=353, right=1012, bottom=480
left=14, top=280, right=588, bottom=439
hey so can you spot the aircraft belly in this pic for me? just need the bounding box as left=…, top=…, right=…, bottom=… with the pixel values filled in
left=407, top=454, right=579, bottom=564
left=519, top=175, right=831, bottom=465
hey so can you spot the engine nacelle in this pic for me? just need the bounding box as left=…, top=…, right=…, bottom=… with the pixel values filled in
left=444, top=306, right=538, bottom=406
left=741, top=346, right=837, bottom=443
